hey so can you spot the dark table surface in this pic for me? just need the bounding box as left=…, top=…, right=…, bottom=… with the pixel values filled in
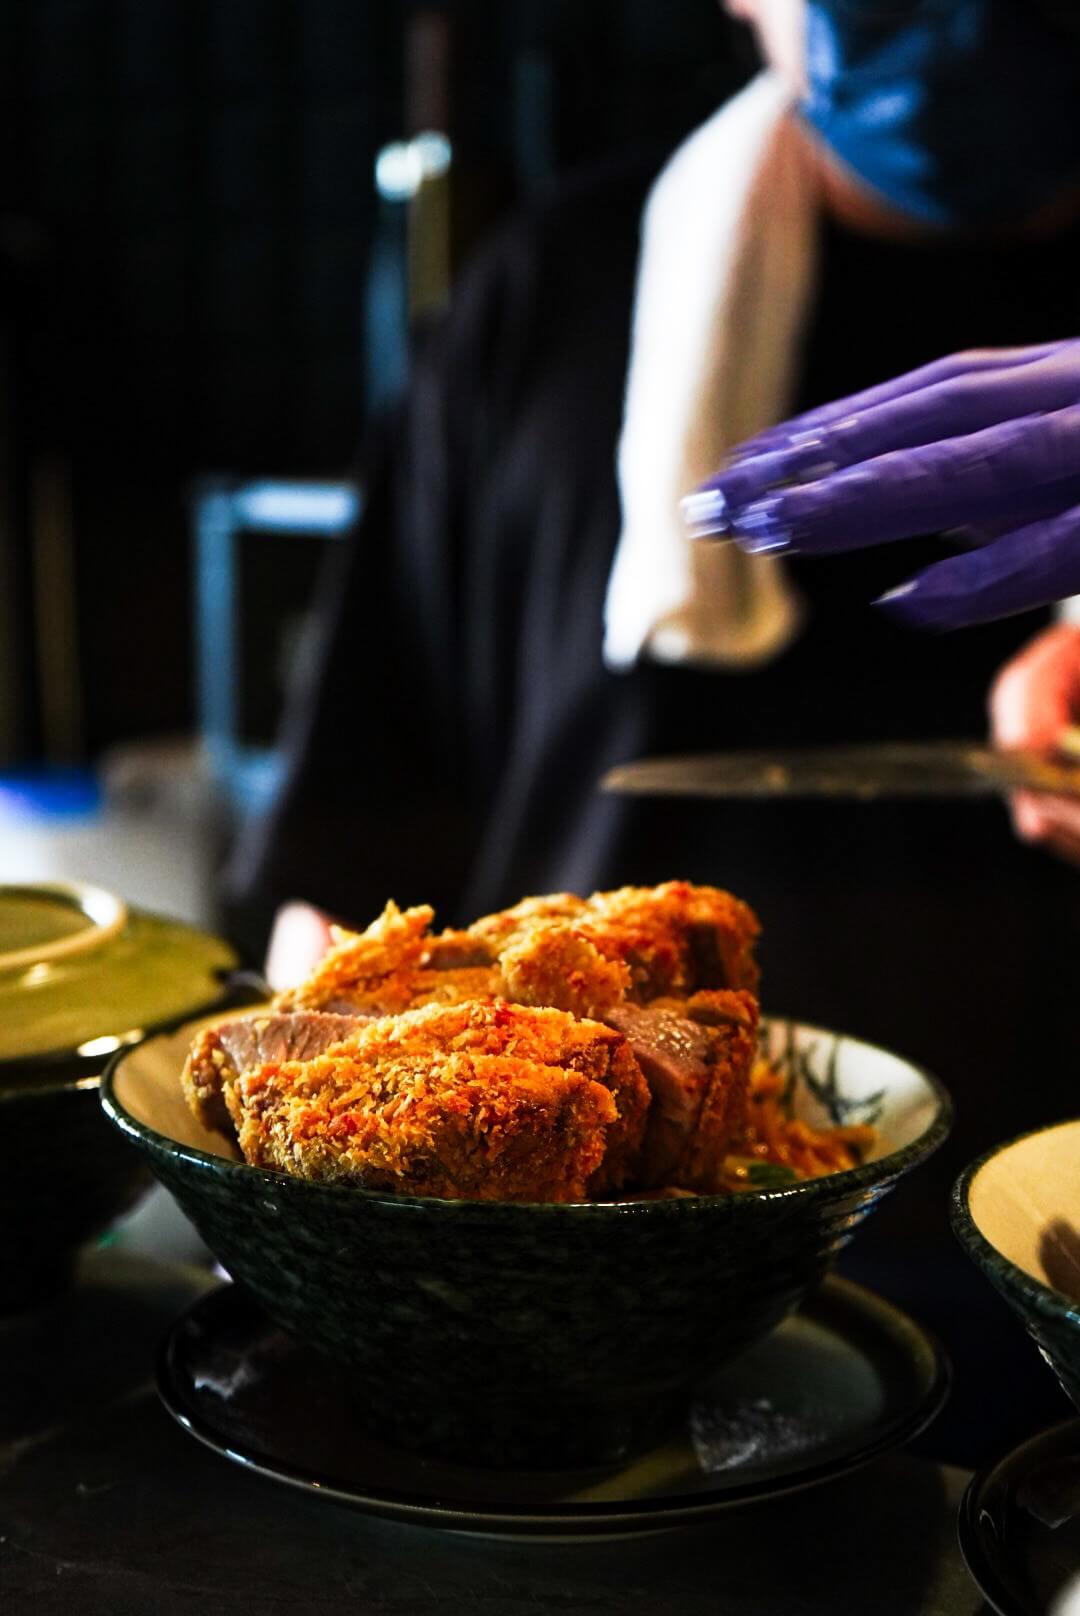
left=0, top=1241, right=989, bottom=1616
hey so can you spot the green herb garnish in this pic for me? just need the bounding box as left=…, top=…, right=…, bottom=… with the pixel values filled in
left=744, top=1161, right=800, bottom=1188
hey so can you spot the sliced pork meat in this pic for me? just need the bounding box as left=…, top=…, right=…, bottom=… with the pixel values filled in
left=222, top=1000, right=650, bottom=1203
left=183, top=1010, right=367, bottom=1139
left=179, top=883, right=764, bottom=1201
left=605, top=990, right=759, bottom=1192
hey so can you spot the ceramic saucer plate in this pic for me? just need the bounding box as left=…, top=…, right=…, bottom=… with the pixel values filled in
left=959, top=1418, right=1080, bottom=1616
left=158, top=1273, right=949, bottom=1538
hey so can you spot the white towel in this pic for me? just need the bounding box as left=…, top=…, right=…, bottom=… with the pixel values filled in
left=604, top=73, right=821, bottom=671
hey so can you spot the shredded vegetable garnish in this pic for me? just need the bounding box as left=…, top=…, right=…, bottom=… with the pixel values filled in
left=717, top=1059, right=878, bottom=1191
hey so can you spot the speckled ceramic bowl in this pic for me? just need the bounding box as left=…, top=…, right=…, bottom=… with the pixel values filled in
left=952, top=1120, right=1080, bottom=1411
left=0, top=882, right=238, bottom=1312
left=103, top=1015, right=950, bottom=1468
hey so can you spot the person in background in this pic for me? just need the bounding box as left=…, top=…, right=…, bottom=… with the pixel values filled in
left=994, top=624, right=1080, bottom=859
left=228, top=1, right=1080, bottom=1463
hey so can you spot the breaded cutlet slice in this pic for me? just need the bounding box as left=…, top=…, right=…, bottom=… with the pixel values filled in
left=184, top=1010, right=367, bottom=1138
left=273, top=900, right=513, bottom=1017
left=184, top=902, right=628, bottom=1145
left=297, top=912, right=631, bottom=1024
left=275, top=883, right=759, bottom=1023
left=676, top=991, right=760, bottom=1189
left=275, top=901, right=441, bottom=1016
left=608, top=989, right=760, bottom=1192
left=497, top=923, right=631, bottom=1020
left=225, top=1001, right=649, bottom=1202
left=578, top=882, right=760, bottom=999
left=432, top=882, right=760, bottom=1004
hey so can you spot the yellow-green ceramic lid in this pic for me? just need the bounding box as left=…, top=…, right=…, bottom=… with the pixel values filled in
left=0, top=882, right=238, bottom=1075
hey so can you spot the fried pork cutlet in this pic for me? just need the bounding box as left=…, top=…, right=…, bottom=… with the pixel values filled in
left=183, top=1010, right=367, bottom=1138
left=275, top=902, right=443, bottom=1016
left=223, top=1001, right=650, bottom=1202
left=607, top=989, right=759, bottom=1191
left=498, top=924, right=631, bottom=1019
left=428, top=881, right=759, bottom=999
left=576, top=882, right=760, bottom=999
left=181, top=882, right=763, bottom=1200
left=283, top=883, right=759, bottom=1019
left=276, top=900, right=514, bottom=1018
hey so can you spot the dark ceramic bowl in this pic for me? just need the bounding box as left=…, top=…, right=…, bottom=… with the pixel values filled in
left=103, top=1015, right=950, bottom=1468
left=0, top=1070, right=153, bottom=1310
left=0, top=882, right=238, bottom=1313
left=952, top=1119, right=1080, bottom=1411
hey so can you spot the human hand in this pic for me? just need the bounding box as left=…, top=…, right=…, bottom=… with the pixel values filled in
left=264, top=901, right=335, bottom=991
left=990, top=623, right=1080, bottom=863
left=683, top=340, right=1080, bottom=630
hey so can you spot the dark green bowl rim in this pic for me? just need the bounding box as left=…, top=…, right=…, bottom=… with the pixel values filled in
left=101, top=1015, right=952, bottom=1218
left=951, top=1120, right=1080, bottom=1328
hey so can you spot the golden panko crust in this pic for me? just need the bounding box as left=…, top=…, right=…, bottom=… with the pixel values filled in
left=275, top=883, right=759, bottom=1017
left=669, top=989, right=759, bottom=1191
left=182, top=882, right=762, bottom=1202
left=225, top=1000, right=648, bottom=1203
left=576, top=882, right=760, bottom=999
left=276, top=902, right=437, bottom=1015
left=182, top=1025, right=236, bottom=1137
left=498, top=924, right=631, bottom=1020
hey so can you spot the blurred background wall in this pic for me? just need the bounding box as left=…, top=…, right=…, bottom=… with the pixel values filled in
left=0, top=0, right=752, bottom=923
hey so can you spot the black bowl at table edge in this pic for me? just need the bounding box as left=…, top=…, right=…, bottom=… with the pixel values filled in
left=0, top=979, right=266, bottom=1316
left=0, top=1080, right=150, bottom=1311
left=100, top=1024, right=952, bottom=1470
left=951, top=1137, right=1080, bottom=1414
